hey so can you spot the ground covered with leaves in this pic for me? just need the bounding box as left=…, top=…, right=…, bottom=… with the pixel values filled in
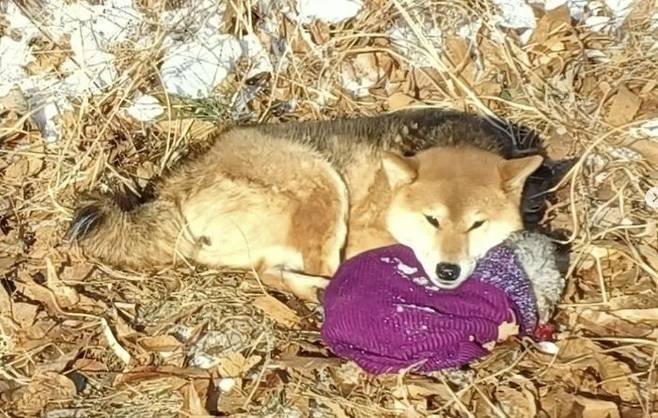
left=1, top=0, right=658, bottom=417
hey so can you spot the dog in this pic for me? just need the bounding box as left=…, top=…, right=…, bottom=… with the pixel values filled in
left=67, top=108, right=549, bottom=301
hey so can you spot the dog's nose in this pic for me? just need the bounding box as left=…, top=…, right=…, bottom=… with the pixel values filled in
left=436, top=263, right=461, bottom=281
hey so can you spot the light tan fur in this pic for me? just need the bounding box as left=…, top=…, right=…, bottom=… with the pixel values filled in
left=68, top=110, right=543, bottom=301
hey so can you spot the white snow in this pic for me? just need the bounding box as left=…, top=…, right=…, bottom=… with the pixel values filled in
left=0, top=37, right=33, bottom=97
left=491, top=0, right=537, bottom=30
left=125, top=93, right=164, bottom=122
left=0, top=0, right=144, bottom=140
left=605, top=0, right=635, bottom=29
left=544, top=0, right=589, bottom=21
left=631, top=119, right=658, bottom=138
left=240, top=34, right=274, bottom=79
left=161, top=34, right=243, bottom=99
left=585, top=15, right=613, bottom=32
left=295, top=0, right=363, bottom=24
left=388, top=23, right=443, bottom=67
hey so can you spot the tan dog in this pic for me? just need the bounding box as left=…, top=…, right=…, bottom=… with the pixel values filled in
left=67, top=109, right=543, bottom=300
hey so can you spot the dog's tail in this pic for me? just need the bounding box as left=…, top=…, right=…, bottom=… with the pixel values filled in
left=66, top=192, right=189, bottom=270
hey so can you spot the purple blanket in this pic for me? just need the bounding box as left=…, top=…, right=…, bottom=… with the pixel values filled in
left=320, top=243, right=538, bottom=374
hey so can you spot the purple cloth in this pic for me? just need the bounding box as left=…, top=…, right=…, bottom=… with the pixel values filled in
left=320, top=243, right=538, bottom=374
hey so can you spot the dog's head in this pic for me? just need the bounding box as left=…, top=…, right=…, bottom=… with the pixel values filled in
left=383, top=147, right=543, bottom=289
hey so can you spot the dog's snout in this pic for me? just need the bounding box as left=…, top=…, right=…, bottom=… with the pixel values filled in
left=436, top=263, right=461, bottom=281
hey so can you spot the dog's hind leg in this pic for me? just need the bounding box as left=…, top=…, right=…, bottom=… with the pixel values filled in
left=258, top=267, right=329, bottom=303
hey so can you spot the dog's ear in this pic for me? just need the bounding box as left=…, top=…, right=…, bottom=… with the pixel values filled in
left=382, top=152, right=418, bottom=188
left=498, top=155, right=544, bottom=192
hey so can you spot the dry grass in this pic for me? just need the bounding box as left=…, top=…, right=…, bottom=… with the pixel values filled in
left=1, top=0, right=658, bottom=416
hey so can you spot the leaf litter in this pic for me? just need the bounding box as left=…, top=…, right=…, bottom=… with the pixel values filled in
left=1, top=0, right=658, bottom=416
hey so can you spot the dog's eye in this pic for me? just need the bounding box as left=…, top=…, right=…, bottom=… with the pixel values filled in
left=424, top=215, right=439, bottom=228
left=469, top=220, right=486, bottom=231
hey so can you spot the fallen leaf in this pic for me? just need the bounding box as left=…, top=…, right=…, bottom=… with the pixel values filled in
left=271, top=352, right=343, bottom=371
left=253, top=295, right=300, bottom=328
left=12, top=302, right=38, bottom=329
left=138, top=335, right=183, bottom=352
left=216, top=352, right=261, bottom=378
left=10, top=372, right=76, bottom=416
left=0, top=283, right=11, bottom=315
left=387, top=92, right=421, bottom=111
left=607, top=86, right=642, bottom=126
left=629, top=139, right=658, bottom=166
left=576, top=309, right=653, bottom=337
left=46, top=257, right=80, bottom=308
left=113, top=366, right=210, bottom=386
left=72, top=358, right=110, bottom=372
left=495, top=384, right=537, bottom=418
left=574, top=395, right=621, bottom=418
left=181, top=382, right=213, bottom=418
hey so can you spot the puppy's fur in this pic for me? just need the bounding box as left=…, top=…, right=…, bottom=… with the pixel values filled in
left=67, top=109, right=550, bottom=300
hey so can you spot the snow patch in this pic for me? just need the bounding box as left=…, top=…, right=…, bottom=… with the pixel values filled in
left=125, top=93, right=164, bottom=122
left=0, top=0, right=144, bottom=140
left=161, top=34, right=243, bottom=99
left=491, top=0, right=537, bottom=29
left=388, top=23, right=442, bottom=67
left=631, top=119, right=658, bottom=138
left=544, top=0, right=589, bottom=21
left=294, top=0, right=363, bottom=24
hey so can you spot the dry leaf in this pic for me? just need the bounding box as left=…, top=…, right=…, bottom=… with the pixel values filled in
left=46, top=257, right=80, bottom=308
left=272, top=352, right=343, bottom=371
left=72, top=358, right=110, bottom=372
left=576, top=309, right=653, bottom=337
left=181, top=382, right=213, bottom=418
left=138, top=335, right=183, bottom=352
left=541, top=388, right=621, bottom=418
left=12, top=302, right=38, bottom=329
left=530, top=4, right=571, bottom=45
left=387, top=92, right=420, bottom=110
left=629, top=139, right=658, bottom=166
left=156, top=118, right=215, bottom=140
left=0, top=283, right=11, bottom=315
left=113, top=366, right=210, bottom=386
left=0, top=85, right=30, bottom=114
left=607, top=86, right=642, bottom=126
left=253, top=295, right=300, bottom=328
left=495, top=385, right=537, bottom=418
left=10, top=372, right=76, bottom=416
left=574, top=395, right=621, bottom=418
left=216, top=352, right=261, bottom=378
